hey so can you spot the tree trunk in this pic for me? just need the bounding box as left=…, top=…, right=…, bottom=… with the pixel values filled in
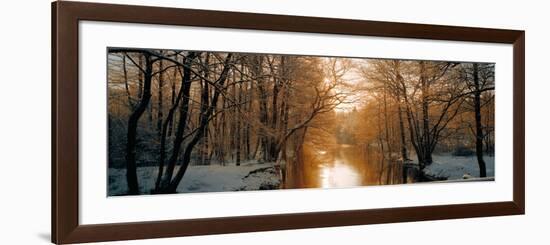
left=280, top=80, right=290, bottom=159
left=200, top=81, right=210, bottom=165
left=167, top=64, right=178, bottom=137
left=244, top=77, right=251, bottom=160
left=163, top=54, right=233, bottom=193
left=236, top=82, right=242, bottom=166
left=383, top=81, right=392, bottom=160
left=269, top=80, right=279, bottom=161
left=401, top=74, right=422, bottom=169
left=125, top=53, right=153, bottom=195
left=377, top=100, right=385, bottom=184
left=235, top=65, right=245, bottom=166
left=473, top=63, right=487, bottom=177
left=230, top=72, right=237, bottom=162
left=246, top=76, right=254, bottom=159
left=199, top=54, right=211, bottom=165
left=138, top=55, right=143, bottom=100
left=269, top=57, right=281, bottom=161
left=155, top=60, right=188, bottom=189
left=420, top=61, right=433, bottom=168
left=122, top=54, right=134, bottom=108
left=254, top=57, right=269, bottom=162
left=200, top=80, right=210, bottom=165
left=397, top=101, right=409, bottom=161
left=219, top=92, right=227, bottom=165
left=159, top=52, right=198, bottom=188
left=156, top=58, right=164, bottom=139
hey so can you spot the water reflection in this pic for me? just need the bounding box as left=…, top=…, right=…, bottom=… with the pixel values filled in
left=319, top=161, right=361, bottom=188
left=284, top=144, right=403, bottom=189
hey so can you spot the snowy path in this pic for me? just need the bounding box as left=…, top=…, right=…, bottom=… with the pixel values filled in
left=109, top=161, right=281, bottom=196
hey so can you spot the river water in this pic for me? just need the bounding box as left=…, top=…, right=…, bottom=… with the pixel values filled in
left=284, top=144, right=404, bottom=189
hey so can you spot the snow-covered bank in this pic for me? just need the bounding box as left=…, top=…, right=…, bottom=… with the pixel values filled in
left=422, top=154, right=495, bottom=180
left=109, top=161, right=281, bottom=196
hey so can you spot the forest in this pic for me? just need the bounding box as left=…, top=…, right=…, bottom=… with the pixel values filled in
left=107, top=48, right=495, bottom=196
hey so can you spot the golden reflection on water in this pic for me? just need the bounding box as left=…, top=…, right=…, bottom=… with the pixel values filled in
left=318, top=158, right=361, bottom=188
left=285, top=144, right=398, bottom=189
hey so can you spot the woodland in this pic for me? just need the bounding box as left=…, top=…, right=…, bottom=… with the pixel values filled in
left=107, top=48, right=495, bottom=195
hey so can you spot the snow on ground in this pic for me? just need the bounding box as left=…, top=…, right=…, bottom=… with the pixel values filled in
left=422, top=154, right=495, bottom=180
left=238, top=166, right=281, bottom=191
left=109, top=161, right=281, bottom=196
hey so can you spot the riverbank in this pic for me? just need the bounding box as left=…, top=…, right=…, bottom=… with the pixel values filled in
left=108, top=161, right=281, bottom=196
left=421, top=154, right=495, bottom=180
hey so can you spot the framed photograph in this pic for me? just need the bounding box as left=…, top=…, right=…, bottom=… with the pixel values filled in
left=52, top=1, right=525, bottom=244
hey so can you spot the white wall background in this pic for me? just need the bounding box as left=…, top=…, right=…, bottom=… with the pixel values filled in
left=0, top=0, right=547, bottom=244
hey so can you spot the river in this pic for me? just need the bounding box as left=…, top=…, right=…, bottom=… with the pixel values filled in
left=284, top=144, right=405, bottom=189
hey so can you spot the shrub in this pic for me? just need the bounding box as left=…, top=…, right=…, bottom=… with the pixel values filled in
left=452, top=146, right=475, bottom=156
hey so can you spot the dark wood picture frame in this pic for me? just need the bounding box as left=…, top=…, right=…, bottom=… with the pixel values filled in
left=52, top=1, right=525, bottom=244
